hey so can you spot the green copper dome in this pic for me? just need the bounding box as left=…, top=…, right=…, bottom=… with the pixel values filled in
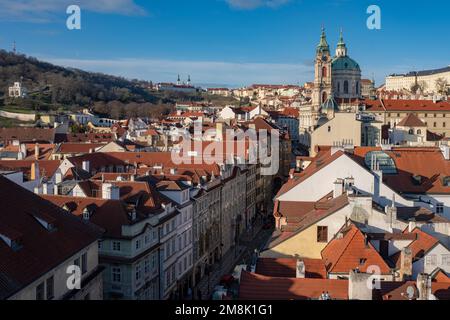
left=321, top=95, right=339, bottom=111
left=332, top=56, right=361, bottom=71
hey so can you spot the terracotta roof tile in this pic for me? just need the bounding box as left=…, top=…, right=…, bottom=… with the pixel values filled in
left=321, top=224, right=391, bottom=274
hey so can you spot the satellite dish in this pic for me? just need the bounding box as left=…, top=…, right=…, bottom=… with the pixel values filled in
left=406, top=286, right=415, bottom=299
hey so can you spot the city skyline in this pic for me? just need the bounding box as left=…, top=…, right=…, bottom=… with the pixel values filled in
left=0, top=0, right=448, bottom=87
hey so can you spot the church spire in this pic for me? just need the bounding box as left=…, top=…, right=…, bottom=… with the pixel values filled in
left=317, top=26, right=330, bottom=55
left=336, top=28, right=347, bottom=57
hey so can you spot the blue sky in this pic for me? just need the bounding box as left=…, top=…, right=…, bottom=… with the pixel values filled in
left=0, top=0, right=448, bottom=87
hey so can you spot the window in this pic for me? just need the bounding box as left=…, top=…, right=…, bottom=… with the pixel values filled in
left=344, top=81, right=349, bottom=94
left=436, top=203, right=444, bottom=214
left=417, top=129, right=422, bottom=135
left=74, top=257, right=80, bottom=269
left=322, top=66, right=327, bottom=78
left=425, top=254, right=437, bottom=266
left=145, top=259, right=150, bottom=273
left=434, top=122, right=437, bottom=128
left=356, top=81, right=359, bottom=94
left=98, top=242, right=102, bottom=250
left=442, top=255, right=450, bottom=266
left=112, top=241, right=121, bottom=251
left=112, top=267, right=121, bottom=283
left=46, top=276, right=54, bottom=300
left=135, top=265, right=141, bottom=281
left=36, top=282, right=45, bottom=300
left=408, top=129, right=414, bottom=135
left=317, top=226, right=328, bottom=242
left=444, top=122, right=446, bottom=128
left=135, top=239, right=141, bottom=250
left=328, top=126, right=331, bottom=132
left=81, top=253, right=87, bottom=275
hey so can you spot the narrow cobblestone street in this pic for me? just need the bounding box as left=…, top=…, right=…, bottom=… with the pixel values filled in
left=194, top=221, right=274, bottom=300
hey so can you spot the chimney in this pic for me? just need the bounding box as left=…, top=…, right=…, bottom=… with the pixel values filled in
left=82, top=160, right=90, bottom=173
left=417, top=273, right=432, bottom=300
left=399, top=247, right=413, bottom=281
left=42, top=183, right=49, bottom=195
left=102, top=183, right=120, bottom=200
left=408, top=221, right=417, bottom=233
left=34, top=143, right=40, bottom=160
left=348, top=270, right=373, bottom=300
left=170, top=168, right=177, bottom=175
left=333, top=178, right=344, bottom=198
left=31, top=161, right=40, bottom=181
left=296, top=260, right=305, bottom=278
left=55, top=172, right=62, bottom=184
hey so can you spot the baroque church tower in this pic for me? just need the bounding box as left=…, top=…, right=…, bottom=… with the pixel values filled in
left=312, top=27, right=332, bottom=107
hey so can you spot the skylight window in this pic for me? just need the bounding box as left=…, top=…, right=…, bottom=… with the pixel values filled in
left=364, top=151, right=397, bottom=174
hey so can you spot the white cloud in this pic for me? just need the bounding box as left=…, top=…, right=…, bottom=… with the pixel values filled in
left=0, top=0, right=146, bottom=22
left=225, top=0, right=291, bottom=10
left=38, top=56, right=312, bottom=87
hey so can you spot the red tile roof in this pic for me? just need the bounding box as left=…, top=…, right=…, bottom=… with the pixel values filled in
left=0, top=128, right=55, bottom=143
left=0, top=160, right=60, bottom=180
left=352, top=146, right=450, bottom=194
left=365, top=99, right=450, bottom=112
left=255, top=258, right=327, bottom=279
left=0, top=176, right=99, bottom=299
left=239, top=271, right=348, bottom=300
left=397, top=113, right=427, bottom=127
left=57, top=143, right=105, bottom=154
left=321, top=224, right=391, bottom=274
left=390, top=227, right=439, bottom=268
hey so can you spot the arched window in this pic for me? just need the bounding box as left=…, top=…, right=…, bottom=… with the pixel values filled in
left=337, top=82, right=341, bottom=93
left=328, top=126, right=331, bottom=132
left=322, top=92, right=327, bottom=103
left=322, top=66, right=327, bottom=78
left=417, top=129, right=422, bottom=135
left=356, top=81, right=359, bottom=94
left=344, top=80, right=349, bottom=94
left=408, top=129, right=414, bottom=135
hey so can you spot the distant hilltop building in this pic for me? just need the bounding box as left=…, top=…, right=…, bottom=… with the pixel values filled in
left=386, top=66, right=450, bottom=94
left=157, top=75, right=199, bottom=93
left=8, top=81, right=27, bottom=98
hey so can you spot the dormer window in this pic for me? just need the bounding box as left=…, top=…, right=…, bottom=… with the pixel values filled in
left=82, top=208, right=90, bottom=220
left=32, top=214, right=56, bottom=232
left=0, top=232, right=23, bottom=251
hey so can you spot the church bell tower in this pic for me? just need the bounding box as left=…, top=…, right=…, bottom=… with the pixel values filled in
left=312, top=27, right=332, bottom=107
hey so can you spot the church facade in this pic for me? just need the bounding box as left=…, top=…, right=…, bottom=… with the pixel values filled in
left=299, top=29, right=362, bottom=147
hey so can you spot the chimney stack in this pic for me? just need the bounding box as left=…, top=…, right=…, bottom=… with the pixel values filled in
left=417, top=273, right=432, bottom=300
left=348, top=270, right=373, bottom=300
left=31, top=161, right=40, bottom=181
left=333, top=178, right=344, bottom=198
left=296, top=260, right=306, bottom=278
left=399, top=247, right=413, bottom=280
left=34, top=143, right=40, bottom=160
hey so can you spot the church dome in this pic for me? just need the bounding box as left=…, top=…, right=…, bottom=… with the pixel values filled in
left=321, top=95, right=339, bottom=111
left=332, top=56, right=361, bottom=72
